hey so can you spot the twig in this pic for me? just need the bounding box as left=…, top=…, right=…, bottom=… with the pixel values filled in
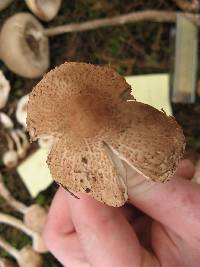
left=44, top=10, right=200, bottom=36
left=172, top=0, right=200, bottom=12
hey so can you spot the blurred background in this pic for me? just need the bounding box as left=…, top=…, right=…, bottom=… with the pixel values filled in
left=0, top=0, right=199, bottom=266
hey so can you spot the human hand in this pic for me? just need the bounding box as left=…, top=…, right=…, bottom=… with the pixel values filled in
left=43, top=159, right=200, bottom=267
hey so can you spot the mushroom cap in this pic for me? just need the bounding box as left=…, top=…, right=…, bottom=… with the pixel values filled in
left=25, top=0, right=62, bottom=21
left=2, top=150, right=18, bottom=168
left=16, top=95, right=29, bottom=128
left=18, top=246, right=43, bottom=267
left=0, top=0, right=13, bottom=11
left=24, top=204, right=47, bottom=233
left=0, top=71, right=11, bottom=110
left=27, top=62, right=185, bottom=207
left=0, top=13, right=49, bottom=78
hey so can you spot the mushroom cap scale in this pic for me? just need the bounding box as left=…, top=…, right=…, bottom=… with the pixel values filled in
left=25, top=0, right=62, bottom=22
left=48, top=135, right=128, bottom=206
left=106, top=101, right=185, bottom=182
left=27, top=62, right=185, bottom=207
left=0, top=13, right=49, bottom=78
left=27, top=62, right=131, bottom=140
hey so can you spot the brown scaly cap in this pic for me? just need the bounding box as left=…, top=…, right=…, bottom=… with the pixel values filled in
left=106, top=101, right=185, bottom=182
left=27, top=62, right=185, bottom=207
left=27, top=62, right=131, bottom=140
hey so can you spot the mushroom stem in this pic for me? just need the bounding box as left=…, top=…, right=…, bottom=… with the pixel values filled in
left=0, top=173, right=27, bottom=213
left=0, top=213, right=47, bottom=253
left=0, top=113, right=14, bottom=129
left=43, top=10, right=200, bottom=37
left=15, top=129, right=30, bottom=151
left=10, top=130, right=26, bottom=159
left=0, top=212, right=35, bottom=237
left=0, top=237, right=19, bottom=260
left=0, top=71, right=10, bottom=110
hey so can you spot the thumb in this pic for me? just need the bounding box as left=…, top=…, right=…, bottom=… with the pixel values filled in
left=67, top=193, right=143, bottom=267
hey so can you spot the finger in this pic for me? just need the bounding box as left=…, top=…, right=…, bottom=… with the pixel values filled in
left=127, top=160, right=200, bottom=246
left=175, top=159, right=195, bottom=179
left=43, top=188, right=89, bottom=267
left=44, top=187, right=74, bottom=235
left=67, top=193, right=159, bottom=267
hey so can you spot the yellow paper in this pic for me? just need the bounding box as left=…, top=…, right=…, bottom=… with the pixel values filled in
left=125, top=74, right=172, bottom=115
left=17, top=148, right=53, bottom=197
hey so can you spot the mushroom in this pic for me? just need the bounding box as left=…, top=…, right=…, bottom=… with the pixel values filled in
left=0, top=0, right=13, bottom=11
left=17, top=246, right=43, bottom=267
left=15, top=129, right=30, bottom=151
left=0, top=238, right=43, bottom=267
left=10, top=131, right=26, bottom=159
left=38, top=134, right=55, bottom=150
left=2, top=151, right=18, bottom=169
left=0, top=13, right=49, bottom=78
left=192, top=160, right=200, bottom=184
left=0, top=258, right=17, bottom=267
left=25, top=0, right=62, bottom=22
left=0, top=212, right=47, bottom=253
left=16, top=95, right=29, bottom=128
left=10, top=129, right=30, bottom=159
left=0, top=174, right=47, bottom=233
left=27, top=62, right=185, bottom=207
left=23, top=204, right=48, bottom=234
left=0, top=173, right=27, bottom=212
left=0, top=71, right=11, bottom=110
left=2, top=134, right=18, bottom=168
left=0, top=113, right=14, bottom=129
left=2, top=129, right=29, bottom=166
left=0, top=10, right=191, bottom=78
